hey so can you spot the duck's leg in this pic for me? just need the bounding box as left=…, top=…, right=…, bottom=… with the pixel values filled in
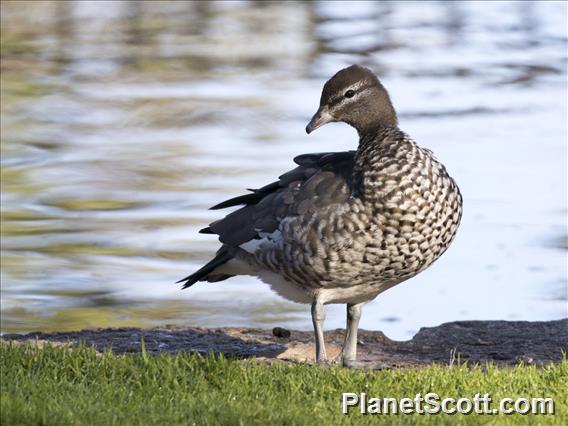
left=311, top=299, right=327, bottom=363
left=341, top=302, right=388, bottom=370
left=341, top=302, right=363, bottom=367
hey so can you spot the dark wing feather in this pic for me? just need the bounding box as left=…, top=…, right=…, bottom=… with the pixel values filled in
left=176, top=247, right=234, bottom=288
left=201, top=151, right=356, bottom=247
left=209, top=182, right=280, bottom=210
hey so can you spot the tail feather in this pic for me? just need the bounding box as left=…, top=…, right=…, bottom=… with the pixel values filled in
left=177, top=250, right=233, bottom=289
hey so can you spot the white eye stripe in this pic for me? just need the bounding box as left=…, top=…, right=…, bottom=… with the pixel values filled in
left=339, top=82, right=367, bottom=101
left=329, top=82, right=369, bottom=105
left=344, top=81, right=366, bottom=93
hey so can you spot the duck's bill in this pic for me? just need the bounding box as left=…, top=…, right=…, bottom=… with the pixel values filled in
left=306, top=106, right=334, bottom=134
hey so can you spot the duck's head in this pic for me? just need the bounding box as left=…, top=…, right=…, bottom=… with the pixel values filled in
left=306, top=64, right=397, bottom=136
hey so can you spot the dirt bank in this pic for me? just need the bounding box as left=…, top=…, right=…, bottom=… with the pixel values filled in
left=2, top=319, right=566, bottom=368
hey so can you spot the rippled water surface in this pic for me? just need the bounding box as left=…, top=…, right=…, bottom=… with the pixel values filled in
left=1, top=1, right=567, bottom=339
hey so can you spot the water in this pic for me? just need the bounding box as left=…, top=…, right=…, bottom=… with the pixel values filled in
left=1, top=1, right=566, bottom=340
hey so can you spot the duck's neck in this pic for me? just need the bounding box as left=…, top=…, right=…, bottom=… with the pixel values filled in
left=348, top=95, right=398, bottom=138
left=352, top=126, right=404, bottom=201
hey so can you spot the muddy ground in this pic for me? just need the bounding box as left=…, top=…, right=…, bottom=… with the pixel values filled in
left=2, top=319, right=566, bottom=368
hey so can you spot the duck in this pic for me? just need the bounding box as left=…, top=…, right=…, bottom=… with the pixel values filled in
left=178, top=65, right=463, bottom=368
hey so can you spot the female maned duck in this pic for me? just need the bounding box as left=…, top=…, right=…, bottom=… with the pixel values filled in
left=179, top=65, right=462, bottom=367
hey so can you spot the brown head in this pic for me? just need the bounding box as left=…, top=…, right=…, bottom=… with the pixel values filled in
left=306, top=65, right=397, bottom=136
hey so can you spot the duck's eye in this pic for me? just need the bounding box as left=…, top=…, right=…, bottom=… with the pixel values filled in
left=344, top=89, right=355, bottom=98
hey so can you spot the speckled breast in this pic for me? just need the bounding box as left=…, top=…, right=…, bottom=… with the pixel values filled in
left=333, top=136, right=463, bottom=287
left=253, top=132, right=462, bottom=293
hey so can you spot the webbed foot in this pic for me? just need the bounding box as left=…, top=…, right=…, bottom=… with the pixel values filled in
left=342, top=359, right=389, bottom=370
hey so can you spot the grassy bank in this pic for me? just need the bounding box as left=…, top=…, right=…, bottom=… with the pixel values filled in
left=1, top=343, right=566, bottom=425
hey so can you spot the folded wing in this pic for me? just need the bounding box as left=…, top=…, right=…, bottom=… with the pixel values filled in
left=179, top=151, right=355, bottom=288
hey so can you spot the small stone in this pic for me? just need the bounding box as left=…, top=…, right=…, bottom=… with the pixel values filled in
left=516, top=355, right=534, bottom=365
left=272, top=327, right=291, bottom=339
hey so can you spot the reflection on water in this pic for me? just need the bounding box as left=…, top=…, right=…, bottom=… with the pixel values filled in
left=1, top=1, right=566, bottom=339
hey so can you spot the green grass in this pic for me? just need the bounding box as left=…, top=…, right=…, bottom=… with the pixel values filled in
left=1, top=343, right=566, bottom=425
